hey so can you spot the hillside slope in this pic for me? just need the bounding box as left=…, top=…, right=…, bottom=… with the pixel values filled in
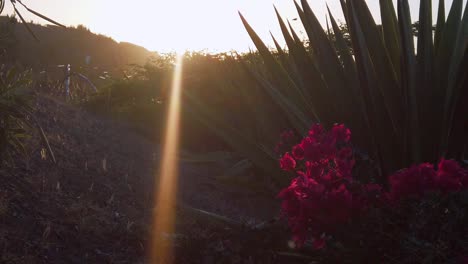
left=1, top=16, right=153, bottom=70
left=0, top=95, right=287, bottom=263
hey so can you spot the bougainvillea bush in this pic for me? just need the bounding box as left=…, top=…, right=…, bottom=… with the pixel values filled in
left=278, top=124, right=468, bottom=263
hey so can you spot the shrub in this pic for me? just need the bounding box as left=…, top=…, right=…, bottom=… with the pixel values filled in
left=0, top=66, right=33, bottom=163
left=278, top=124, right=378, bottom=248
left=238, top=0, right=468, bottom=180
left=278, top=124, right=468, bottom=262
left=182, top=0, right=468, bottom=186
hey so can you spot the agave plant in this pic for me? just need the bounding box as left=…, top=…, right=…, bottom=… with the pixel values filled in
left=182, top=52, right=292, bottom=183
left=244, top=0, right=468, bottom=177
left=186, top=0, right=467, bottom=183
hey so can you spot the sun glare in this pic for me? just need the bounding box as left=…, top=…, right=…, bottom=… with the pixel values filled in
left=150, top=54, right=184, bottom=263
left=2, top=0, right=449, bottom=52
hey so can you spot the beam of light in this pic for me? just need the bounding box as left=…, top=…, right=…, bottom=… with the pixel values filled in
left=150, top=54, right=184, bottom=264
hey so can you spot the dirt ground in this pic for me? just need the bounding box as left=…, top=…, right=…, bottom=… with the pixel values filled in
left=0, top=96, right=312, bottom=263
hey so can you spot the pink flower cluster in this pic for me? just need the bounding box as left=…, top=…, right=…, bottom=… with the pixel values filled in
left=278, top=124, right=468, bottom=249
left=389, top=159, right=468, bottom=202
left=278, top=124, right=379, bottom=248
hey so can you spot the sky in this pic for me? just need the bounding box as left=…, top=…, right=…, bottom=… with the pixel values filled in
left=2, top=0, right=463, bottom=53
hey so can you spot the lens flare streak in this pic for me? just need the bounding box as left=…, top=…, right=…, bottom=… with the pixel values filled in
left=150, top=54, right=184, bottom=264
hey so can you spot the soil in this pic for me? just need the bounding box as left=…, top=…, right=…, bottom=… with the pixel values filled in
left=0, top=95, right=311, bottom=263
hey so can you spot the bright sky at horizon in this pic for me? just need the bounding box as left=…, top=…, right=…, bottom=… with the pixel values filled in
left=2, top=0, right=463, bottom=53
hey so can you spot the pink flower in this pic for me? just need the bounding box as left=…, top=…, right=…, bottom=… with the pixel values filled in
left=304, top=161, right=325, bottom=179
left=280, top=152, right=296, bottom=171
left=388, top=163, right=436, bottom=201
left=279, top=122, right=468, bottom=252
left=332, top=124, right=351, bottom=143
left=292, top=144, right=305, bottom=160
left=325, top=184, right=353, bottom=224
left=319, top=137, right=336, bottom=159
left=336, top=159, right=355, bottom=179
left=301, top=137, right=321, bottom=162
left=278, top=124, right=369, bottom=248
left=337, top=147, right=353, bottom=160
left=436, top=159, right=466, bottom=193
left=388, top=159, right=468, bottom=202
left=308, top=123, right=324, bottom=138
left=312, top=237, right=326, bottom=250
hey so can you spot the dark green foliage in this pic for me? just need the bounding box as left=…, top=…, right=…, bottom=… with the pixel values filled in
left=322, top=191, right=468, bottom=263
left=235, top=0, right=468, bottom=180
left=0, top=15, right=18, bottom=62
left=0, top=15, right=152, bottom=72
left=0, top=66, right=33, bottom=163
left=83, top=54, right=233, bottom=152
left=179, top=0, right=467, bottom=185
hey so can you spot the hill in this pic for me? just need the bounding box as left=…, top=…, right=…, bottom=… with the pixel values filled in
left=1, top=16, right=153, bottom=70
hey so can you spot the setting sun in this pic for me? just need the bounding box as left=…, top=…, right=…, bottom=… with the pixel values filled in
left=1, top=0, right=444, bottom=53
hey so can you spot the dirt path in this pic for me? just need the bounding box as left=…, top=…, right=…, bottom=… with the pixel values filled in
left=0, top=96, right=299, bottom=263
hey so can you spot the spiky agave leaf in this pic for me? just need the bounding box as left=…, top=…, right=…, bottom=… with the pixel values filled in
left=239, top=12, right=316, bottom=124
left=238, top=0, right=467, bottom=177
left=446, top=46, right=468, bottom=158
left=442, top=1, right=468, bottom=158
left=182, top=73, right=282, bottom=172
left=188, top=0, right=468, bottom=185
left=274, top=8, right=335, bottom=124
left=398, top=0, right=420, bottom=164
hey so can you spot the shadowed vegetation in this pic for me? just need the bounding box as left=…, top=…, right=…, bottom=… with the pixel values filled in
left=0, top=0, right=467, bottom=263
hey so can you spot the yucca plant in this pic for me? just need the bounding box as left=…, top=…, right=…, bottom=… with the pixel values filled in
left=247, top=0, right=468, bottom=177
left=186, top=0, right=467, bottom=183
